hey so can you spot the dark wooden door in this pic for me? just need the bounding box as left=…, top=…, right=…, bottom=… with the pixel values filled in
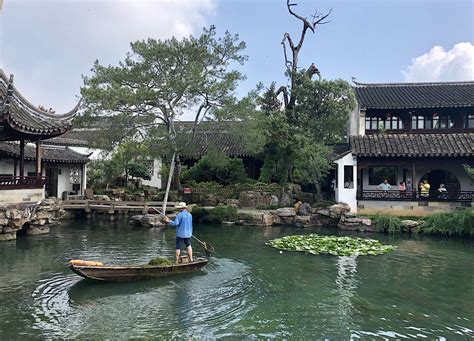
left=45, top=167, right=58, bottom=198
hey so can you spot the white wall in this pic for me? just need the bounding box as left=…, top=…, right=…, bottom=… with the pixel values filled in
left=0, top=159, right=45, bottom=177
left=56, top=165, right=84, bottom=197
left=334, top=152, right=358, bottom=212
left=141, top=159, right=162, bottom=188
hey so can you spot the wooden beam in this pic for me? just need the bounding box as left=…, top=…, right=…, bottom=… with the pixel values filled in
left=19, top=140, right=25, bottom=179
left=36, top=138, right=42, bottom=178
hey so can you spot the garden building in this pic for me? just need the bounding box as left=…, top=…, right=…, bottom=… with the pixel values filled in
left=0, top=69, right=87, bottom=203
left=334, top=80, right=473, bottom=215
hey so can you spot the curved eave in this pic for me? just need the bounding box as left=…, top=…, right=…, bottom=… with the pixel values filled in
left=6, top=114, right=71, bottom=136
left=0, top=68, right=80, bottom=124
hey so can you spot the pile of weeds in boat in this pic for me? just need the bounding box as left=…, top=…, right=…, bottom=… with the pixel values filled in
left=148, top=257, right=173, bottom=266
left=267, top=234, right=397, bottom=256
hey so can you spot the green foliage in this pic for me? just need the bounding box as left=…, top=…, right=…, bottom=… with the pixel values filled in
left=192, top=205, right=238, bottom=223
left=372, top=215, right=403, bottom=234
left=463, top=164, right=474, bottom=181
left=186, top=147, right=248, bottom=185
left=267, top=234, right=397, bottom=256
left=87, top=140, right=151, bottom=188
left=256, top=78, right=356, bottom=187
left=80, top=26, right=247, bottom=157
left=417, top=209, right=474, bottom=236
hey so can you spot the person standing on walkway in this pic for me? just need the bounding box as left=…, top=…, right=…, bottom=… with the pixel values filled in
left=419, top=179, right=431, bottom=199
left=164, top=202, right=193, bottom=263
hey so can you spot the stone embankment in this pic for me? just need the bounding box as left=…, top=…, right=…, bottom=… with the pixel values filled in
left=0, top=198, right=65, bottom=241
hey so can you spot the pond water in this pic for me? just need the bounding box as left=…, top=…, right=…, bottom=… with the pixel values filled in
left=0, top=218, right=473, bottom=339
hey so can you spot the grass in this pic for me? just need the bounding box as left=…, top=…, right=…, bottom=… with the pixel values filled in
left=416, top=209, right=474, bottom=237
left=372, top=214, right=403, bottom=234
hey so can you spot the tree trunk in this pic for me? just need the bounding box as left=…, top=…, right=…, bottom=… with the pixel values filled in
left=162, top=153, right=176, bottom=215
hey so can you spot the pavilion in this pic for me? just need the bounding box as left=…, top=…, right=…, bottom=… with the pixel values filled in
left=0, top=69, right=83, bottom=203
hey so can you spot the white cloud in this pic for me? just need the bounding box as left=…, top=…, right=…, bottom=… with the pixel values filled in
left=402, top=42, right=474, bottom=82
left=1, top=0, right=217, bottom=113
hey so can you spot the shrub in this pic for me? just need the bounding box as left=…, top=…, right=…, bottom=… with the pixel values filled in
left=418, top=209, right=474, bottom=237
left=190, top=207, right=210, bottom=222
left=186, top=148, right=248, bottom=185
left=192, top=205, right=238, bottom=223
left=372, top=214, right=403, bottom=234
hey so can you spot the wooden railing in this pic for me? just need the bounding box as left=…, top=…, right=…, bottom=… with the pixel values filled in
left=357, top=190, right=473, bottom=202
left=0, top=176, right=46, bottom=189
left=62, top=200, right=178, bottom=214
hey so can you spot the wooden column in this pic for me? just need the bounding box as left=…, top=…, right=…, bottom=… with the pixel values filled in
left=36, top=138, right=42, bottom=179
left=412, top=162, right=416, bottom=199
left=19, top=140, right=25, bottom=179
left=13, top=159, right=18, bottom=177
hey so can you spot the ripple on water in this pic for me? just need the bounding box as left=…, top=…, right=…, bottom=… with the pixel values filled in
left=29, top=258, right=263, bottom=339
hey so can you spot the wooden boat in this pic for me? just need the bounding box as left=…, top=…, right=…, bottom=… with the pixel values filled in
left=69, top=257, right=209, bottom=282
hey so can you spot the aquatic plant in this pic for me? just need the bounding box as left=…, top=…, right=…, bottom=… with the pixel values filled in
left=148, top=257, right=173, bottom=266
left=416, top=209, right=473, bottom=237
left=372, top=214, right=403, bottom=234
left=267, top=234, right=397, bottom=256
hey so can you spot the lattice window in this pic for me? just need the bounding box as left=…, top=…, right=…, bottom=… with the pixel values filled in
left=70, top=168, right=80, bottom=184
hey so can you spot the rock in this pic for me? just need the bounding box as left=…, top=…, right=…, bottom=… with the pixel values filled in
left=0, top=232, right=16, bottom=241
left=401, top=220, right=423, bottom=230
left=294, top=215, right=311, bottom=227
left=339, top=213, right=372, bottom=232
left=8, top=218, right=27, bottom=228
left=27, top=225, right=50, bottom=235
left=276, top=207, right=296, bottom=217
left=262, top=213, right=273, bottom=226
left=129, top=215, right=143, bottom=225
left=239, top=191, right=263, bottom=208
left=327, top=203, right=350, bottom=219
left=94, top=195, right=111, bottom=201
left=269, top=195, right=279, bottom=207
left=140, top=214, right=166, bottom=228
left=0, top=218, right=8, bottom=226
left=201, top=194, right=219, bottom=206
left=299, top=203, right=312, bottom=216
left=6, top=209, right=22, bottom=220
left=222, top=199, right=240, bottom=207
left=272, top=214, right=282, bottom=225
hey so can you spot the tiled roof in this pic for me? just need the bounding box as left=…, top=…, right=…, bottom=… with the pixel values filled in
left=46, top=129, right=100, bottom=147
left=0, top=142, right=89, bottom=164
left=0, top=69, right=79, bottom=139
left=354, top=81, right=474, bottom=109
left=177, top=122, right=251, bottom=157
left=350, top=133, right=474, bottom=158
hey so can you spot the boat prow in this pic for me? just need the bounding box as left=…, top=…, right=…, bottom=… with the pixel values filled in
left=69, top=257, right=209, bottom=282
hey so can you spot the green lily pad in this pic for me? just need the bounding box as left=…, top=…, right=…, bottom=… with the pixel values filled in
left=267, top=234, right=397, bottom=256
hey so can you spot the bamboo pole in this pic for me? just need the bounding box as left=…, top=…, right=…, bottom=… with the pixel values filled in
left=162, top=152, right=175, bottom=215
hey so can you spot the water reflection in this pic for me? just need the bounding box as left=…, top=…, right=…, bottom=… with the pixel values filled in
left=0, top=221, right=473, bottom=339
left=335, top=255, right=359, bottom=329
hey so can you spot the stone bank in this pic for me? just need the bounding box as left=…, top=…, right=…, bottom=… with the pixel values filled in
left=0, top=198, right=65, bottom=241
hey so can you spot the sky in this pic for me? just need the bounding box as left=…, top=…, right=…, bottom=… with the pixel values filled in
left=0, top=0, right=473, bottom=116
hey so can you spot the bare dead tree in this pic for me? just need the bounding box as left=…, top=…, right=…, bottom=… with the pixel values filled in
left=277, top=0, right=332, bottom=110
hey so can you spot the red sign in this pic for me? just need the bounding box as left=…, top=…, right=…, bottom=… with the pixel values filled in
left=183, top=188, right=192, bottom=194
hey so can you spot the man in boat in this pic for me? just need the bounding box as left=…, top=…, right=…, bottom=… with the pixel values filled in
left=164, top=202, right=193, bottom=263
